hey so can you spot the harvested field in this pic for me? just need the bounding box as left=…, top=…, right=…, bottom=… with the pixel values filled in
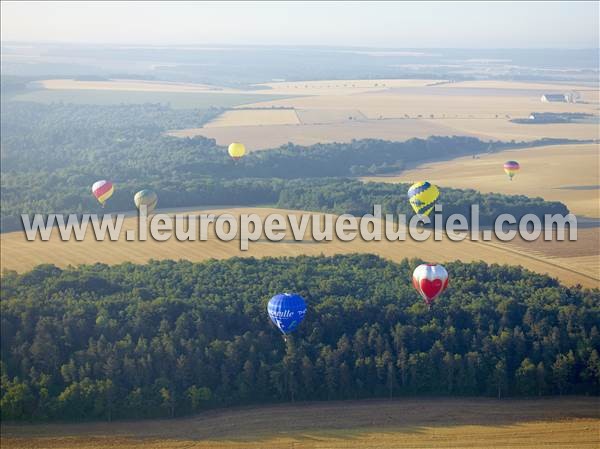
left=170, top=118, right=465, bottom=151
left=363, top=143, right=600, bottom=218
left=362, top=142, right=600, bottom=287
left=38, top=79, right=230, bottom=93
left=498, top=228, right=600, bottom=280
left=1, top=207, right=598, bottom=288
left=296, top=109, right=368, bottom=124
left=439, top=80, right=600, bottom=92
left=204, top=109, right=300, bottom=127
left=171, top=79, right=598, bottom=148
left=17, top=79, right=598, bottom=145
left=243, top=92, right=595, bottom=120
left=1, top=397, right=598, bottom=449
left=430, top=117, right=599, bottom=141
left=256, top=78, right=443, bottom=95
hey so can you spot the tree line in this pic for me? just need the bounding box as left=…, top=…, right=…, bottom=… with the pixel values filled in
left=1, top=102, right=579, bottom=231
left=1, top=255, right=599, bottom=421
left=276, top=179, right=568, bottom=226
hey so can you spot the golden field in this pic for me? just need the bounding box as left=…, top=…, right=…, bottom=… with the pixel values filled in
left=255, top=78, right=443, bottom=95
left=32, top=78, right=599, bottom=150
left=363, top=142, right=600, bottom=284
left=174, top=79, right=599, bottom=150
left=4, top=80, right=598, bottom=287
left=1, top=207, right=598, bottom=288
left=39, top=78, right=441, bottom=96
left=38, top=79, right=251, bottom=94
left=364, top=143, right=600, bottom=218
left=40, top=79, right=222, bottom=93
left=204, top=108, right=301, bottom=127
left=2, top=397, right=598, bottom=449
left=168, top=118, right=460, bottom=150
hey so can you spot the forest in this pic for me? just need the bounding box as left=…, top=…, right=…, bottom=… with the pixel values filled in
left=0, top=102, right=578, bottom=231
left=275, top=179, right=568, bottom=225
left=1, top=255, right=598, bottom=421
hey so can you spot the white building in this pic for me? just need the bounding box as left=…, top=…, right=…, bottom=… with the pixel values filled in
left=541, top=94, right=568, bottom=103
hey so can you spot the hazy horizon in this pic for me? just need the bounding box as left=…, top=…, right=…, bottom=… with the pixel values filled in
left=1, top=1, right=598, bottom=48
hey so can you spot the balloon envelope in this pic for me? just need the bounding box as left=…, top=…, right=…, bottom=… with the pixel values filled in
left=407, top=181, right=439, bottom=216
left=267, top=293, right=307, bottom=335
left=503, top=160, right=520, bottom=180
left=134, top=189, right=158, bottom=214
left=412, top=263, right=449, bottom=307
left=92, top=180, right=114, bottom=206
left=228, top=142, right=246, bottom=160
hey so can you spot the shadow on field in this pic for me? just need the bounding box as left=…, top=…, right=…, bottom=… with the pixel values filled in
left=2, top=397, right=599, bottom=444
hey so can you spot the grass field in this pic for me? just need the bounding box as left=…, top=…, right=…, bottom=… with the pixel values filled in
left=2, top=207, right=598, bottom=287
left=2, top=397, right=598, bottom=449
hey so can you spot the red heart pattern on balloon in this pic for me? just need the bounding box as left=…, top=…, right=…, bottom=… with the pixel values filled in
left=420, top=278, right=443, bottom=300
left=412, top=263, right=449, bottom=307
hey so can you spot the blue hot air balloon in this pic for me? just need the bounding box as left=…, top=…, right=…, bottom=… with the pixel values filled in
left=267, top=293, right=307, bottom=335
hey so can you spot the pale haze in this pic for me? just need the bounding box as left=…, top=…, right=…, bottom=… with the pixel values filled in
left=1, top=1, right=598, bottom=48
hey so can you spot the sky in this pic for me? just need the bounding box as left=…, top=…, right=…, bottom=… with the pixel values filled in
left=1, top=1, right=598, bottom=48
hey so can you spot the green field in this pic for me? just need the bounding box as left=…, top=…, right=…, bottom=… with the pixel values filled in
left=9, top=89, right=293, bottom=109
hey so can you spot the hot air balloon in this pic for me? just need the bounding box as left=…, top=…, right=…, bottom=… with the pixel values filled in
left=503, top=161, right=520, bottom=181
left=412, top=263, right=449, bottom=308
left=407, top=181, right=439, bottom=217
left=92, top=180, right=114, bottom=207
left=267, top=293, right=307, bottom=336
left=134, top=189, right=158, bottom=214
left=228, top=142, right=246, bottom=161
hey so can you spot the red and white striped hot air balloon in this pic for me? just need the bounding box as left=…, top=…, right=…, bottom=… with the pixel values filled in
left=92, top=180, right=114, bottom=208
left=412, top=263, right=449, bottom=308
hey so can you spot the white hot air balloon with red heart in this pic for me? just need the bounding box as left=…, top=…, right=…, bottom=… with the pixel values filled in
left=412, top=263, right=449, bottom=308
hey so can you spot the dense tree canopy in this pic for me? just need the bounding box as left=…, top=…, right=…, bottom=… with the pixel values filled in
left=1, top=255, right=599, bottom=421
left=276, top=179, right=568, bottom=226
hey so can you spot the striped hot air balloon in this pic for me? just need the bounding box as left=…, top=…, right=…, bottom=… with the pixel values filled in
left=92, top=180, right=114, bottom=207
left=407, top=181, right=440, bottom=216
left=412, top=263, right=449, bottom=308
left=503, top=161, right=520, bottom=181
left=134, top=189, right=158, bottom=214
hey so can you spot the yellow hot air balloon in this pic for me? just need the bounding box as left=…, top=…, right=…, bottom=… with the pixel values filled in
left=228, top=142, right=246, bottom=160
left=407, top=181, right=440, bottom=216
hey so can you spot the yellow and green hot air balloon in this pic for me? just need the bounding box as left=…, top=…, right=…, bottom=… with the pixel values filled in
left=228, top=142, right=246, bottom=160
left=407, top=181, right=440, bottom=216
left=134, top=189, right=158, bottom=214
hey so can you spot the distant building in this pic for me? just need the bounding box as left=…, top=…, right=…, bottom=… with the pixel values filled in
left=541, top=94, right=568, bottom=103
